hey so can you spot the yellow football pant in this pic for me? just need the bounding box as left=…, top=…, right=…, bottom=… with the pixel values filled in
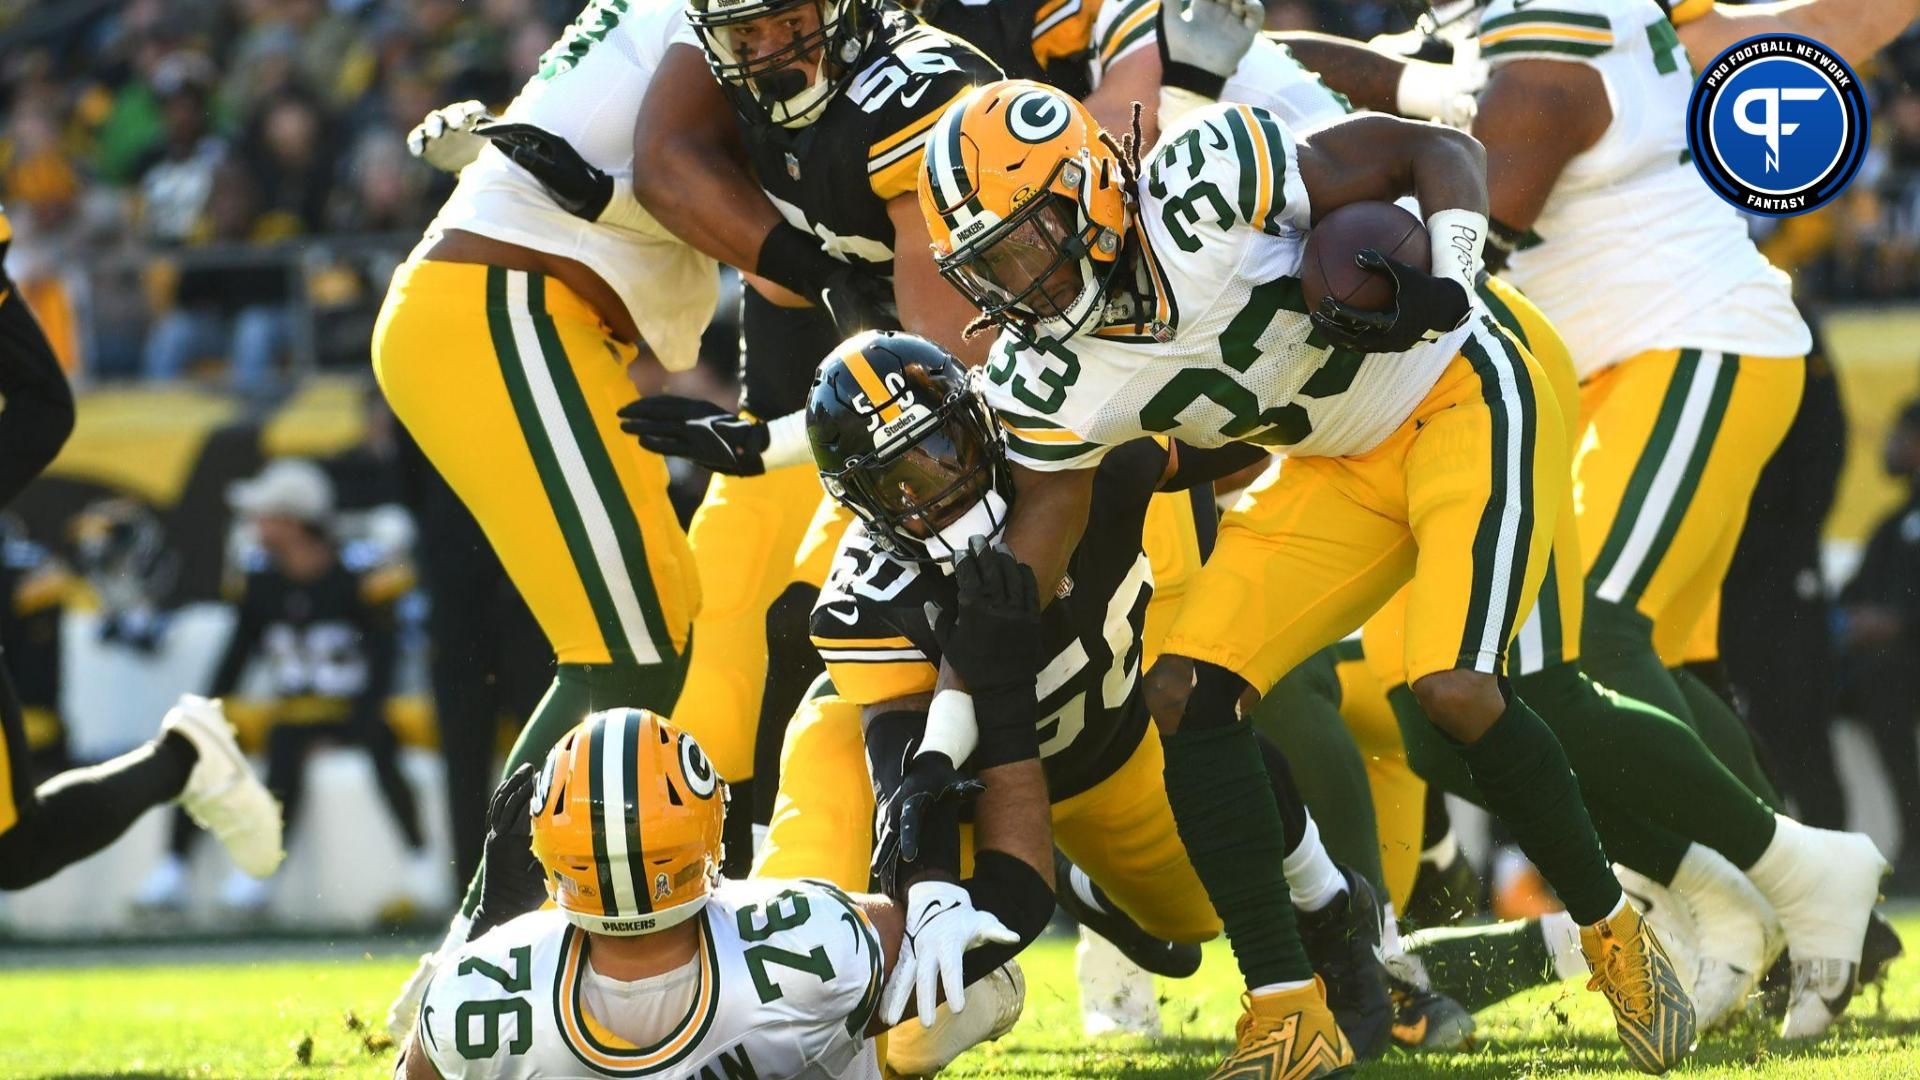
left=1166, top=331, right=1565, bottom=693
left=373, top=260, right=697, bottom=669
left=758, top=697, right=1221, bottom=943
left=675, top=472, right=852, bottom=782
left=1577, top=349, right=1803, bottom=665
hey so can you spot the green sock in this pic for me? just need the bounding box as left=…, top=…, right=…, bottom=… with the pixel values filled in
left=1584, top=794, right=1688, bottom=882
left=1387, top=683, right=1484, bottom=805
left=1163, top=722, right=1312, bottom=986
left=1672, top=666, right=1783, bottom=807
left=1252, top=649, right=1387, bottom=898
left=1452, top=694, right=1622, bottom=925
left=1578, top=596, right=1693, bottom=722
left=1406, top=919, right=1557, bottom=1012
left=460, top=658, right=689, bottom=917
left=1518, top=662, right=1775, bottom=871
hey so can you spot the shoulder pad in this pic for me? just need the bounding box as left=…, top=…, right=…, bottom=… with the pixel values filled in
left=719, top=878, right=884, bottom=1035
left=1086, top=0, right=1159, bottom=72
left=812, top=529, right=936, bottom=704
left=856, top=24, right=1004, bottom=200
left=1145, top=103, right=1310, bottom=245
left=1478, top=0, right=1622, bottom=63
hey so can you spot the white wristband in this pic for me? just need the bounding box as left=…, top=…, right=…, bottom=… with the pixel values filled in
left=1158, top=86, right=1216, bottom=128
left=764, top=410, right=813, bottom=471
left=919, top=689, right=978, bottom=766
left=1425, top=208, right=1487, bottom=291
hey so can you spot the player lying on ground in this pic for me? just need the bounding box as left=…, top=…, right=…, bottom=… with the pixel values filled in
left=0, top=203, right=281, bottom=892
left=398, top=543, right=1057, bottom=1079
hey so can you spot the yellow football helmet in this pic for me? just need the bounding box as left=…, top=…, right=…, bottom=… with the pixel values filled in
left=530, top=709, right=726, bottom=936
left=919, top=80, right=1130, bottom=341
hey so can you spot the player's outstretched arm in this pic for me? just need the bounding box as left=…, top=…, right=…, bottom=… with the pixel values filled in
left=1675, top=0, right=1920, bottom=67
left=0, top=283, right=74, bottom=512
left=1470, top=59, right=1609, bottom=271
left=1271, top=32, right=1479, bottom=127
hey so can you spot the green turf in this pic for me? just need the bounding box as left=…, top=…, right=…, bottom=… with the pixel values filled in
left=5, top=918, right=1920, bottom=1079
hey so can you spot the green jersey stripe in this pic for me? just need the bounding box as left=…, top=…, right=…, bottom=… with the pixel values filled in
left=1479, top=8, right=1612, bottom=31
left=1222, top=108, right=1260, bottom=224
left=1482, top=37, right=1611, bottom=58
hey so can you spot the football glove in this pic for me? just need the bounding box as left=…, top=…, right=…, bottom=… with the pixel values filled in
left=476, top=121, right=614, bottom=222
left=469, top=763, right=547, bottom=937
left=617, top=396, right=770, bottom=475
left=881, top=880, right=1021, bottom=1028
left=819, top=262, right=902, bottom=338
left=407, top=100, right=493, bottom=173
left=872, top=750, right=982, bottom=897
left=1310, top=249, right=1471, bottom=354
left=924, top=538, right=1044, bottom=702
left=1157, top=0, right=1263, bottom=99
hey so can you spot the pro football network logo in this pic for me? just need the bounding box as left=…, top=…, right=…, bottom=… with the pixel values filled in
left=1686, top=34, right=1868, bottom=216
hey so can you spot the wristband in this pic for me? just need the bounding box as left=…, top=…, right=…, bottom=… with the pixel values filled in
left=1160, top=62, right=1227, bottom=102
left=765, top=410, right=813, bottom=471
left=918, top=689, right=978, bottom=767
left=971, top=685, right=1040, bottom=771
left=1425, top=208, right=1487, bottom=291
left=1158, top=85, right=1217, bottom=128
left=756, top=223, right=840, bottom=300
left=1395, top=59, right=1469, bottom=123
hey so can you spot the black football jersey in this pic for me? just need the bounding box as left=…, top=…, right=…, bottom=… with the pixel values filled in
left=734, top=11, right=1000, bottom=417
left=209, top=546, right=410, bottom=704
left=809, top=439, right=1169, bottom=801
left=0, top=537, right=68, bottom=745
left=925, top=0, right=1158, bottom=100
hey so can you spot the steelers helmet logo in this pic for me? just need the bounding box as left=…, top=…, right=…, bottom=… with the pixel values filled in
left=1686, top=34, right=1868, bottom=216
left=1006, top=90, right=1072, bottom=144
left=680, top=735, right=719, bottom=799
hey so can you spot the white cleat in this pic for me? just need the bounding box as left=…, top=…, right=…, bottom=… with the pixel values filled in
left=1664, top=847, right=1781, bottom=1030
left=163, top=694, right=284, bottom=878
left=1782, top=958, right=1859, bottom=1040
left=387, top=950, right=442, bottom=1042
left=887, top=960, right=1025, bottom=1076
left=1743, top=818, right=1887, bottom=1039
left=1077, top=925, right=1163, bottom=1036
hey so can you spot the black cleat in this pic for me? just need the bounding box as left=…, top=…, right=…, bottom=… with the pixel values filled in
left=1053, top=849, right=1202, bottom=979
left=1405, top=848, right=1486, bottom=928
left=1298, top=866, right=1394, bottom=1059
left=1388, top=972, right=1477, bottom=1052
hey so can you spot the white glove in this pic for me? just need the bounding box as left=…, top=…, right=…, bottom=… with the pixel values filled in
left=1394, top=57, right=1486, bottom=130
left=880, top=881, right=1020, bottom=1028
left=407, top=100, right=494, bottom=173
left=1159, top=0, right=1264, bottom=87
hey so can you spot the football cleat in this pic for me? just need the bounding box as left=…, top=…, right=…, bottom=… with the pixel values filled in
left=164, top=694, right=284, bottom=878
left=1076, top=927, right=1162, bottom=1037
left=1387, top=975, right=1476, bottom=1052
left=1781, top=958, right=1858, bottom=1040
left=1209, top=980, right=1355, bottom=1079
left=1055, top=849, right=1203, bottom=978
left=1581, top=902, right=1696, bottom=1074
left=1744, top=821, right=1886, bottom=1038
left=1295, top=867, right=1392, bottom=1058
left=1405, top=844, right=1485, bottom=927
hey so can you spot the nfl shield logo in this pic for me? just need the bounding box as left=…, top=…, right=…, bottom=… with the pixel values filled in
left=785, top=152, right=801, bottom=180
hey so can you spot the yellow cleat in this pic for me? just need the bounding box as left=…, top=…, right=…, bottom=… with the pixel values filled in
left=1209, top=978, right=1356, bottom=1079
left=1581, top=901, right=1697, bottom=1075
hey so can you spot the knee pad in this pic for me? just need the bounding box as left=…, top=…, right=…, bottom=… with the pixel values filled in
left=885, top=960, right=1025, bottom=1077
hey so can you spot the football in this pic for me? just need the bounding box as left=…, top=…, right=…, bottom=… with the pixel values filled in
left=1300, top=201, right=1430, bottom=314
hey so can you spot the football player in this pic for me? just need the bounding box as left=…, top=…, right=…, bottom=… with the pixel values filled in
left=398, top=554, right=1058, bottom=1080
left=795, top=331, right=1398, bottom=1056
left=917, top=69, right=1698, bottom=1075
left=375, top=0, right=710, bottom=1034
left=0, top=206, right=282, bottom=891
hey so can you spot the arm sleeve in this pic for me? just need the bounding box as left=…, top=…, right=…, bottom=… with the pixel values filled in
left=0, top=277, right=74, bottom=511
left=1477, top=0, right=1618, bottom=65
left=1160, top=440, right=1270, bottom=491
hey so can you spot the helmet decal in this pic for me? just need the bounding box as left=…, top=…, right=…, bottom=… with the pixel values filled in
left=680, top=735, right=719, bottom=799
left=1007, top=89, right=1073, bottom=144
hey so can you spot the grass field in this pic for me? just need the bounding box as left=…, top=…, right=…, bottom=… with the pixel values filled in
left=6, top=919, right=1920, bottom=1080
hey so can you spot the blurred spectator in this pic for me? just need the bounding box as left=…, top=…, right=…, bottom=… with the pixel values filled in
left=0, top=515, right=76, bottom=781
left=133, top=459, right=437, bottom=918
left=1837, top=400, right=1920, bottom=885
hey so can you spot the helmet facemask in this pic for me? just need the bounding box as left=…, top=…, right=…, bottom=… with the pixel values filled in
left=689, top=0, right=868, bottom=128
left=935, top=155, right=1125, bottom=344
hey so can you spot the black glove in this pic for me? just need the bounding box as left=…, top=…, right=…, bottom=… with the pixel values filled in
left=871, top=749, right=982, bottom=898
left=924, top=536, right=1044, bottom=699
left=469, top=763, right=548, bottom=936
left=617, top=396, right=770, bottom=476
left=818, top=263, right=901, bottom=339
left=477, top=122, right=613, bottom=222
left=1310, top=249, right=1470, bottom=355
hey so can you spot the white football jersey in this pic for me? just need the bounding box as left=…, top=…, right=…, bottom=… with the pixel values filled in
left=417, top=878, right=884, bottom=1080
left=1475, top=0, right=1809, bottom=377
left=978, top=102, right=1495, bottom=471
left=420, top=0, right=718, bottom=372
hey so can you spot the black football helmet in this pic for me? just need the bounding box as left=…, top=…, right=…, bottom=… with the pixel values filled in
left=685, top=0, right=877, bottom=129
left=807, top=331, right=1013, bottom=563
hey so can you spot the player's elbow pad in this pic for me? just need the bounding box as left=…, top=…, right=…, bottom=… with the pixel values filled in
left=959, top=849, right=1054, bottom=985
